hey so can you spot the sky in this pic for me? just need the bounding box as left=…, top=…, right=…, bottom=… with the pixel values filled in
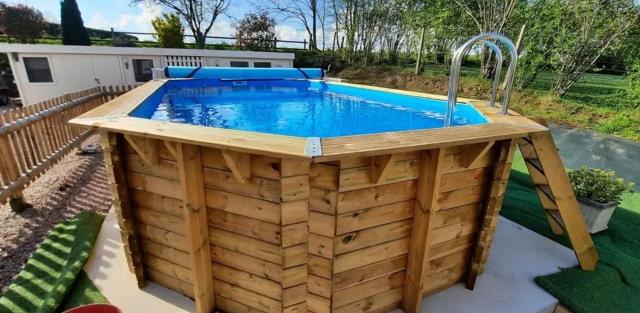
left=14, top=0, right=309, bottom=46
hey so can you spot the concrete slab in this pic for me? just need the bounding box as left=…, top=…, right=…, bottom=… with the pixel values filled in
left=84, top=208, right=194, bottom=313
left=86, top=210, right=575, bottom=313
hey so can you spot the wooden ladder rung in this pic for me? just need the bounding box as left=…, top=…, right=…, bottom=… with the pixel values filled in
left=524, top=157, right=545, bottom=175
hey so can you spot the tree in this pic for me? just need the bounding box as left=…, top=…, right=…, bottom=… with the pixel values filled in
left=61, top=0, right=91, bottom=45
left=235, top=12, right=277, bottom=51
left=628, top=59, right=640, bottom=105
left=135, top=0, right=229, bottom=49
left=261, top=0, right=320, bottom=50
left=0, top=2, right=46, bottom=43
left=152, top=13, right=185, bottom=48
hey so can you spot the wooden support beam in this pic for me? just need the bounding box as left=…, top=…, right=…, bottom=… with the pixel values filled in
left=402, top=148, right=445, bottom=313
left=124, top=134, right=159, bottom=166
left=529, top=131, right=598, bottom=271
left=370, top=154, right=397, bottom=184
left=176, top=143, right=215, bottom=313
left=466, top=139, right=516, bottom=289
left=163, top=140, right=178, bottom=160
left=221, top=150, right=251, bottom=183
left=461, top=140, right=495, bottom=169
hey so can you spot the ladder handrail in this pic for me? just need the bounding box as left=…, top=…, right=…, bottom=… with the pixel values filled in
left=445, top=33, right=518, bottom=126
left=483, top=41, right=503, bottom=109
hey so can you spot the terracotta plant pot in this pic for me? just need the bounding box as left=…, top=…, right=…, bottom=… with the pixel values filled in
left=577, top=197, right=618, bottom=233
left=63, top=304, right=122, bottom=313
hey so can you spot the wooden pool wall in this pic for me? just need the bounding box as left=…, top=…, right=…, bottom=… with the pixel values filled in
left=102, top=130, right=517, bottom=313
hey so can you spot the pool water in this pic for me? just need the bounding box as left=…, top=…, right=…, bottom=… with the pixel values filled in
left=130, top=79, right=488, bottom=138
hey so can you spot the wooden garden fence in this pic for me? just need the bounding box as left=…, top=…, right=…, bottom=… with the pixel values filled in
left=0, top=85, right=135, bottom=211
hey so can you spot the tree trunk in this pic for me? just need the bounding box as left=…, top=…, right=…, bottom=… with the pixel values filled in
left=415, top=26, right=426, bottom=75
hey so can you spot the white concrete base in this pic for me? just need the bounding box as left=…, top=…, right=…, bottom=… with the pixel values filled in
left=84, top=208, right=194, bottom=313
left=85, top=209, right=575, bottom=313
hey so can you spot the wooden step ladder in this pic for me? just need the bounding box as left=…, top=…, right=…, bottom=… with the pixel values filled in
left=518, top=131, right=598, bottom=271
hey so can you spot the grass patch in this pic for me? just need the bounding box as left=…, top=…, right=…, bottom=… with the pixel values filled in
left=337, top=65, right=640, bottom=140
left=57, top=271, right=108, bottom=312
left=501, top=153, right=640, bottom=313
left=0, top=211, right=105, bottom=313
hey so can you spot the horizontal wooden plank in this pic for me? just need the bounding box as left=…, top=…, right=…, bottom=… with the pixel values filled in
left=434, top=202, right=483, bottom=229
left=142, top=253, right=192, bottom=284
left=309, top=188, right=338, bottom=214
left=213, top=262, right=282, bottom=300
left=282, top=222, right=308, bottom=247
left=282, top=264, right=307, bottom=288
left=310, top=163, right=339, bottom=191
left=307, top=293, right=330, bottom=313
left=283, top=301, right=306, bottom=313
left=281, top=158, right=311, bottom=177
left=140, top=238, right=190, bottom=268
left=282, top=283, right=306, bottom=307
left=281, top=175, right=310, bottom=202
left=336, top=200, right=414, bottom=235
left=308, top=274, right=332, bottom=298
left=338, top=159, right=419, bottom=192
left=205, top=189, right=281, bottom=224
left=333, top=288, right=402, bottom=313
left=215, top=295, right=265, bottom=313
left=442, top=144, right=497, bottom=174
left=203, top=167, right=281, bottom=202
left=309, top=255, right=332, bottom=279
left=332, top=255, right=406, bottom=291
left=440, top=167, right=491, bottom=193
left=209, top=228, right=281, bottom=264
left=309, top=211, right=335, bottom=237
left=127, top=172, right=182, bottom=199
left=333, top=238, right=410, bottom=273
left=215, top=279, right=283, bottom=313
left=422, top=262, right=468, bottom=296
left=282, top=243, right=307, bottom=268
left=428, top=248, right=471, bottom=274
left=202, top=147, right=282, bottom=179
left=146, top=268, right=194, bottom=298
left=208, top=208, right=281, bottom=244
left=126, top=153, right=179, bottom=180
left=335, top=220, right=412, bottom=255
left=282, top=200, right=308, bottom=225
left=332, top=271, right=404, bottom=308
left=336, top=180, right=416, bottom=214
left=339, top=151, right=420, bottom=169
left=130, top=189, right=183, bottom=218
left=430, top=218, right=481, bottom=246
left=438, top=184, right=488, bottom=210
left=137, top=223, right=188, bottom=252
left=429, top=234, right=477, bottom=261
left=309, top=233, right=334, bottom=259
left=211, top=246, right=281, bottom=283
left=134, top=206, right=185, bottom=234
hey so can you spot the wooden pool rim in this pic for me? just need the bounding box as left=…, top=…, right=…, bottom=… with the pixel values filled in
left=69, top=80, right=557, bottom=313
left=70, top=79, right=549, bottom=161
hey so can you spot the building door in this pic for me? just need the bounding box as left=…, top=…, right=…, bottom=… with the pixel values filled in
left=121, top=56, right=158, bottom=85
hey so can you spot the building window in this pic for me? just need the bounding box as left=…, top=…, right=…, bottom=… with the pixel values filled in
left=254, top=62, right=272, bottom=68
left=230, top=61, right=249, bottom=68
left=133, top=59, right=154, bottom=82
left=24, top=57, right=53, bottom=83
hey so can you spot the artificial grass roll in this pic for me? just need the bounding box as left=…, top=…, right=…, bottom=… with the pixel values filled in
left=0, top=211, right=104, bottom=313
left=57, top=270, right=108, bottom=312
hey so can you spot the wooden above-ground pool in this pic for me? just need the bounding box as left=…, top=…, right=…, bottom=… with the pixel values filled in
left=70, top=76, right=597, bottom=313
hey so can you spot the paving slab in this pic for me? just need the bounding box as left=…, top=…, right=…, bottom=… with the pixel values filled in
left=86, top=209, right=576, bottom=313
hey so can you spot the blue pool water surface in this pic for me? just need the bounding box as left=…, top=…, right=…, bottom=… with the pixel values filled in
left=130, top=79, right=488, bottom=138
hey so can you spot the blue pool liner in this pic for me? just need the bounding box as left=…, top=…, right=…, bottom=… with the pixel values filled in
left=165, top=66, right=324, bottom=80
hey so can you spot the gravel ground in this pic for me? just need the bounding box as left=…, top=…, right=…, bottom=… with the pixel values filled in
left=0, top=135, right=112, bottom=293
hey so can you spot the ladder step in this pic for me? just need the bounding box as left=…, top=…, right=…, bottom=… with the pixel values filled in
left=524, top=157, right=545, bottom=175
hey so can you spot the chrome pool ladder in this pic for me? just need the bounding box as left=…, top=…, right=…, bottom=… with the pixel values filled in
left=445, top=33, right=518, bottom=126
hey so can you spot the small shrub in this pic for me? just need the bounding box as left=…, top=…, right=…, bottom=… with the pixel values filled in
left=568, top=166, right=634, bottom=203
left=152, top=13, right=185, bottom=49
left=627, top=59, right=640, bottom=106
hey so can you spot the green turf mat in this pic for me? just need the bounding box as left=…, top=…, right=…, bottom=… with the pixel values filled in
left=0, top=211, right=104, bottom=313
left=57, top=270, right=109, bottom=312
left=501, top=153, right=640, bottom=313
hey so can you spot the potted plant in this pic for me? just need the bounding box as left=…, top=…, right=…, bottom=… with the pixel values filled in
left=568, top=166, right=634, bottom=233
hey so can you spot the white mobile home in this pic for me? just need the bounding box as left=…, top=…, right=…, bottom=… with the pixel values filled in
left=0, top=44, right=295, bottom=105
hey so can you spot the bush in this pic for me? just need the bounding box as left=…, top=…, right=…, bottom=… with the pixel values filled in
left=627, top=60, right=640, bottom=105
left=568, top=166, right=634, bottom=203
left=294, top=50, right=347, bottom=73
left=0, top=3, right=46, bottom=43
left=152, top=13, right=184, bottom=49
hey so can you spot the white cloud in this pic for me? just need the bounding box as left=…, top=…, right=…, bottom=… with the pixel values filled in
left=87, top=3, right=162, bottom=41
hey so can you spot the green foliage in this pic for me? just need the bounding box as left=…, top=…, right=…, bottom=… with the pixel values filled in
left=568, top=166, right=634, bottom=203
left=0, top=2, right=47, bottom=43
left=152, top=13, right=185, bottom=48
left=60, top=0, right=91, bottom=46
left=235, top=12, right=277, bottom=51
left=627, top=59, right=640, bottom=104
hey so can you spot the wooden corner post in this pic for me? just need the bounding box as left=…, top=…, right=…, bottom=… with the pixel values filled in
left=402, top=148, right=445, bottom=313
left=176, top=143, right=215, bottom=313
left=466, top=139, right=517, bottom=289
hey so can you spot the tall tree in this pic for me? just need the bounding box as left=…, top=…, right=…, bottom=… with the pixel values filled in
left=152, top=13, right=185, bottom=48
left=136, top=0, right=230, bottom=49
left=61, top=0, right=91, bottom=45
left=261, top=0, right=320, bottom=50
left=0, top=3, right=46, bottom=43
left=235, top=12, right=277, bottom=51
